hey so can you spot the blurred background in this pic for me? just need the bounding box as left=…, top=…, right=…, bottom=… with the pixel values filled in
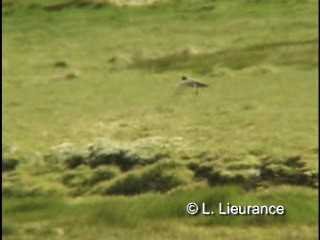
left=2, top=0, right=318, bottom=239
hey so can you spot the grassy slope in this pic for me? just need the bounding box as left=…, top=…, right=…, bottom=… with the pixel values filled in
left=3, top=0, right=318, bottom=158
left=2, top=0, right=318, bottom=239
left=3, top=185, right=319, bottom=239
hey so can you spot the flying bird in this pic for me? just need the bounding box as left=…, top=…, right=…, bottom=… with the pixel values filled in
left=175, top=76, right=209, bottom=95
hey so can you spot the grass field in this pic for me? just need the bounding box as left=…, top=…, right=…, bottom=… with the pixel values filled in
left=2, top=0, right=318, bottom=239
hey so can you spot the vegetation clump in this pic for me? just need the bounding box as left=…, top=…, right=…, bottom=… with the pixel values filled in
left=2, top=158, right=19, bottom=172
left=46, top=137, right=172, bottom=171
left=189, top=155, right=318, bottom=189
left=105, top=160, right=193, bottom=195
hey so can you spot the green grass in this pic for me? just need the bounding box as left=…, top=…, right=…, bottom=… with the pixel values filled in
left=3, top=0, right=318, bottom=156
left=2, top=0, right=318, bottom=239
left=3, top=185, right=318, bottom=239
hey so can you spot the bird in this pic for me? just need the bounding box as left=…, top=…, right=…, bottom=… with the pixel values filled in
left=175, top=76, right=209, bottom=95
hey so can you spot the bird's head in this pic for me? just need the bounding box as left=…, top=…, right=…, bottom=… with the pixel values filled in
left=181, top=76, right=188, bottom=81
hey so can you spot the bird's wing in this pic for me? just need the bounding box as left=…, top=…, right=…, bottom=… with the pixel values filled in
left=174, top=82, right=189, bottom=95
left=195, top=81, right=209, bottom=87
left=187, top=78, right=208, bottom=88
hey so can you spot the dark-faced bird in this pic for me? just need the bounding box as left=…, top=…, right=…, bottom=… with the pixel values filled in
left=175, top=76, right=209, bottom=95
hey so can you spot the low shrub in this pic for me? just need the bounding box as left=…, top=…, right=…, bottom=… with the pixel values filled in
left=64, top=154, right=86, bottom=169
left=87, top=149, right=140, bottom=171
left=105, top=161, right=193, bottom=195
left=89, top=166, right=120, bottom=185
left=2, top=158, right=19, bottom=172
left=62, top=166, right=92, bottom=188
